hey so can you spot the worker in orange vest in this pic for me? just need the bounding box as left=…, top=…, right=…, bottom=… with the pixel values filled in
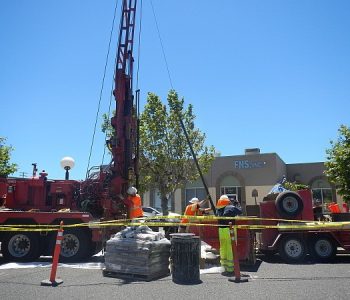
left=217, top=195, right=242, bottom=276
left=123, top=186, right=144, bottom=219
left=179, top=197, right=210, bottom=233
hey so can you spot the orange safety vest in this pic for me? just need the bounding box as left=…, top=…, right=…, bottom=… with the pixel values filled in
left=127, top=194, right=143, bottom=219
left=181, top=203, right=202, bottom=224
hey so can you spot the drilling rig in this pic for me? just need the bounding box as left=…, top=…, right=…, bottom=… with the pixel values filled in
left=0, top=0, right=139, bottom=262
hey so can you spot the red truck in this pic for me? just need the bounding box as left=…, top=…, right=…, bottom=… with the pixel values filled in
left=258, top=189, right=350, bottom=263
left=0, top=0, right=138, bottom=262
left=189, top=189, right=350, bottom=265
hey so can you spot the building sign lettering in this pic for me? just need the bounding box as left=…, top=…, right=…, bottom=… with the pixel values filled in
left=233, top=160, right=266, bottom=169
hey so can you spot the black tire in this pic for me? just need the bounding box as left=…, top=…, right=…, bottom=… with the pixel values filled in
left=275, top=192, right=304, bottom=218
left=55, top=229, right=91, bottom=262
left=310, top=236, right=336, bottom=262
left=278, top=235, right=306, bottom=263
left=1, top=232, right=40, bottom=262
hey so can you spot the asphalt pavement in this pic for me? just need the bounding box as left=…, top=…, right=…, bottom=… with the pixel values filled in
left=1, top=254, right=350, bottom=300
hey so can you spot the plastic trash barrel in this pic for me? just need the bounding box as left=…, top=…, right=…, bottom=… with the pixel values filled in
left=170, top=233, right=200, bottom=284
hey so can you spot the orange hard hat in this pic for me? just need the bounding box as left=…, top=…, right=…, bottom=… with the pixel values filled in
left=216, top=195, right=231, bottom=208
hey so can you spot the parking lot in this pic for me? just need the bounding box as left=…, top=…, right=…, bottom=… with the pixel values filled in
left=1, top=253, right=350, bottom=300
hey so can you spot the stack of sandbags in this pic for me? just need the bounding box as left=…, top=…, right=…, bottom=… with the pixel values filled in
left=104, top=225, right=170, bottom=276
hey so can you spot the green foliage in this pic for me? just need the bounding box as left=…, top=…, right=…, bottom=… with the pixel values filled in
left=0, top=137, right=18, bottom=178
left=325, top=124, right=350, bottom=202
left=282, top=181, right=309, bottom=191
left=139, top=90, right=215, bottom=214
left=101, top=112, right=114, bottom=138
left=100, top=90, right=216, bottom=214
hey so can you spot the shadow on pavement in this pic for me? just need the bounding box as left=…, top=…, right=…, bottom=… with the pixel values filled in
left=241, top=259, right=262, bottom=272
left=257, top=253, right=350, bottom=265
left=0, top=253, right=104, bottom=266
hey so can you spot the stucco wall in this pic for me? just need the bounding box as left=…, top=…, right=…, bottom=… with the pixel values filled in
left=142, top=190, right=151, bottom=207
left=174, top=188, right=182, bottom=213
left=245, top=185, right=273, bottom=205
left=143, top=152, right=341, bottom=213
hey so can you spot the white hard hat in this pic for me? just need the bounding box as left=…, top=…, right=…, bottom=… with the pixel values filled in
left=219, top=194, right=229, bottom=200
left=127, top=186, right=137, bottom=195
left=189, top=197, right=199, bottom=204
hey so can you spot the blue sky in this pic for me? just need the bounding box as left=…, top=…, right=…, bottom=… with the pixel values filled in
left=1, top=0, right=349, bottom=180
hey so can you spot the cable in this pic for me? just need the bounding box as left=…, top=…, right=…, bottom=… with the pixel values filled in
left=150, top=0, right=174, bottom=89
left=149, top=0, right=216, bottom=213
left=135, top=0, right=143, bottom=91
left=86, top=0, right=120, bottom=179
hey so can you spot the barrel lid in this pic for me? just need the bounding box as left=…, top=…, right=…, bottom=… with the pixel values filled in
left=170, top=233, right=195, bottom=239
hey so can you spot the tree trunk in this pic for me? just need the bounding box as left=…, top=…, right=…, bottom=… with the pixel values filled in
left=161, top=195, right=169, bottom=216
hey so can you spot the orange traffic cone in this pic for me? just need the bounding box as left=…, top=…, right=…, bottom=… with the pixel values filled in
left=228, top=222, right=248, bottom=283
left=41, top=221, right=64, bottom=286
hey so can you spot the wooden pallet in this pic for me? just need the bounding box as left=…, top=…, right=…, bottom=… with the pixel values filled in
left=102, top=268, right=170, bottom=282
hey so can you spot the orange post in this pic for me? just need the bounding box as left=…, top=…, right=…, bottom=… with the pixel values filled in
left=41, top=221, right=64, bottom=286
left=228, top=222, right=248, bottom=283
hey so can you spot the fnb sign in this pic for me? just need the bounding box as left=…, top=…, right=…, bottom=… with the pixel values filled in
left=234, top=160, right=266, bottom=169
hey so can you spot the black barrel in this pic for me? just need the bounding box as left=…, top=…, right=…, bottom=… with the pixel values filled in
left=170, top=233, right=200, bottom=284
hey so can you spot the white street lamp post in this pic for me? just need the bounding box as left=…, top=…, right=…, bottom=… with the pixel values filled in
left=60, top=157, right=75, bottom=180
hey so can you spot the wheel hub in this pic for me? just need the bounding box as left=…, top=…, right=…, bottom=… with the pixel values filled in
left=315, top=240, right=332, bottom=257
left=282, top=197, right=298, bottom=213
left=285, top=240, right=302, bottom=258
left=61, top=234, right=80, bottom=257
left=8, top=234, right=30, bottom=257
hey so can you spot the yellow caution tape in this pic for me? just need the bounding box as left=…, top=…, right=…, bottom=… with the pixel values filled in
left=0, top=227, right=58, bottom=232
left=146, top=214, right=317, bottom=223
left=1, top=215, right=350, bottom=232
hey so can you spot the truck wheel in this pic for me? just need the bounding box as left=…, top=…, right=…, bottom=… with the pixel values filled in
left=310, top=236, right=336, bottom=262
left=2, top=232, right=40, bottom=261
left=58, top=229, right=90, bottom=262
left=275, top=192, right=303, bottom=218
left=278, top=235, right=306, bottom=263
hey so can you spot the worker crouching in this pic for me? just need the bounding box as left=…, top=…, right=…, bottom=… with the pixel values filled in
left=216, top=195, right=242, bottom=276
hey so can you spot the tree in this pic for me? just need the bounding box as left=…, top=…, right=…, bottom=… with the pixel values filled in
left=0, top=137, right=18, bottom=178
left=282, top=181, right=309, bottom=191
left=324, top=124, right=350, bottom=202
left=139, top=90, right=215, bottom=215
left=101, top=112, right=114, bottom=138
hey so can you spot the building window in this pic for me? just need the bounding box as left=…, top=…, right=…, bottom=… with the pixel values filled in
left=185, top=187, right=206, bottom=208
left=312, top=188, right=333, bottom=208
left=219, top=175, right=242, bottom=204
left=311, top=179, right=333, bottom=212
left=220, top=186, right=242, bottom=203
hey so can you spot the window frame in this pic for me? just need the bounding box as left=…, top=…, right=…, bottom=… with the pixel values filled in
left=185, top=187, right=206, bottom=208
left=312, top=187, right=333, bottom=213
left=220, top=186, right=242, bottom=204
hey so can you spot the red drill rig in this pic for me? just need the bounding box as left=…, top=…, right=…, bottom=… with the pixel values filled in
left=0, top=0, right=139, bottom=262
